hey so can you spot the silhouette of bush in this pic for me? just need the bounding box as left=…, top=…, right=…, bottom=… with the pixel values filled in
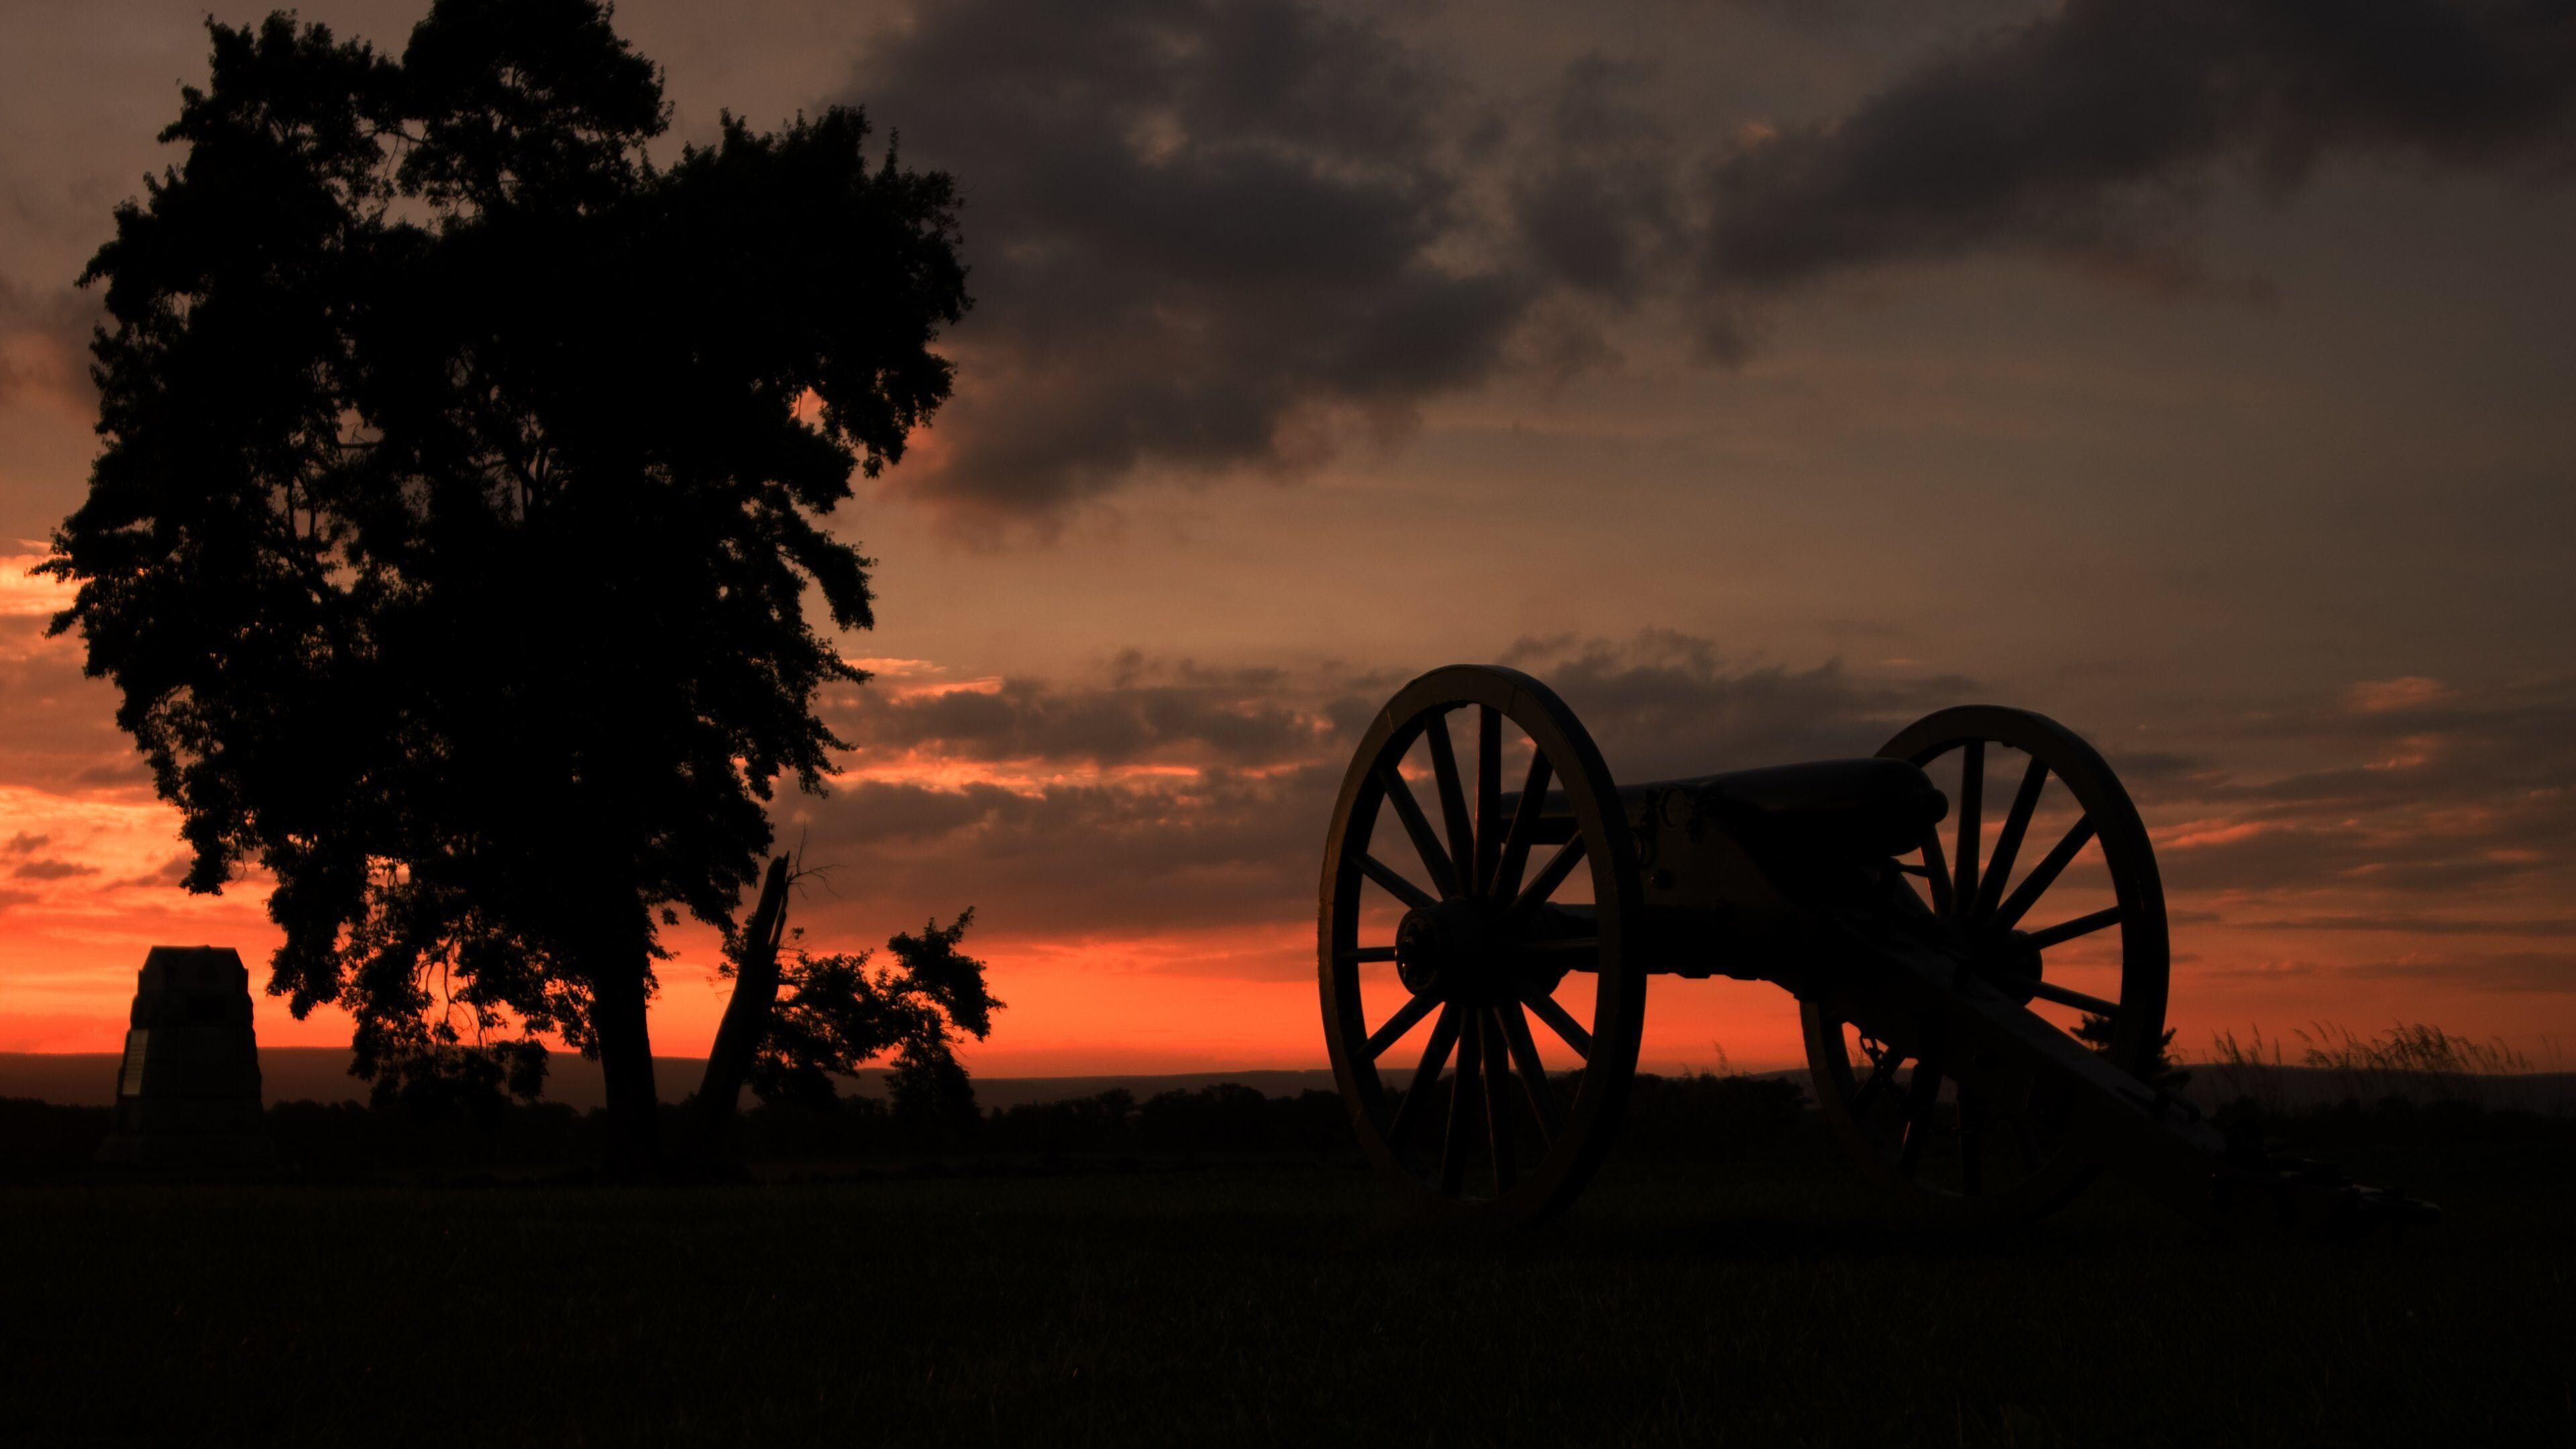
left=0, top=1099, right=110, bottom=1173
left=2212, top=1091, right=2576, bottom=1159
left=1138, top=1083, right=1279, bottom=1153
left=982, top=1089, right=1140, bottom=1157
left=9, top=1066, right=2573, bottom=1181
left=1617, top=1072, right=1811, bottom=1159
left=737, top=1093, right=897, bottom=1161
left=264, top=1096, right=590, bottom=1172
left=977, top=1086, right=1353, bottom=1159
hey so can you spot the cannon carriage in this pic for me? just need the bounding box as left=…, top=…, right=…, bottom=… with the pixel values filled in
left=1318, top=664, right=2430, bottom=1232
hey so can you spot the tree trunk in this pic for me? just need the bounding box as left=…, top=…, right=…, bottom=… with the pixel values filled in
left=592, top=957, right=661, bottom=1176
left=693, top=854, right=792, bottom=1156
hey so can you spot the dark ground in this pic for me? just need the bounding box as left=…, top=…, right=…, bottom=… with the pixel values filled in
left=5, top=1115, right=2571, bottom=1448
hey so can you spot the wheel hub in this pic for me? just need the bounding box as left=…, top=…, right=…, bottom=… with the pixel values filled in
left=1968, top=928, right=2044, bottom=1004
left=1395, top=899, right=1505, bottom=1000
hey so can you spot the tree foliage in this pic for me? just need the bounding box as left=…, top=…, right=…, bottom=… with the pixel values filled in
left=751, top=910, right=1001, bottom=1134
left=2078, top=1013, right=2190, bottom=1093
left=42, top=0, right=969, bottom=1138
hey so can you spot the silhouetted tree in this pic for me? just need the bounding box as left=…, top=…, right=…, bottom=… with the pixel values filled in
left=749, top=910, right=1000, bottom=1140
left=2078, top=1013, right=2190, bottom=1093
left=41, top=0, right=969, bottom=1171
left=690, top=853, right=796, bottom=1155
left=690, top=862, right=998, bottom=1158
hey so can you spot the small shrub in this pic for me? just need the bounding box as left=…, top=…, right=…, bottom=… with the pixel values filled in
left=0, top=1099, right=111, bottom=1173
left=1619, top=1071, right=1809, bottom=1159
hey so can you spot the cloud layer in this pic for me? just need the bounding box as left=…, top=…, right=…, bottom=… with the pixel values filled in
left=847, top=0, right=1527, bottom=519
left=1703, top=0, right=2576, bottom=337
left=839, top=0, right=2576, bottom=508
left=784, top=634, right=1981, bottom=948
left=0, top=276, right=96, bottom=413
left=763, top=639, right=2576, bottom=1004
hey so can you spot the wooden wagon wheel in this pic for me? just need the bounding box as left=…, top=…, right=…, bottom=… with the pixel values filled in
left=1802, top=706, right=2171, bottom=1222
left=1320, top=665, right=1647, bottom=1222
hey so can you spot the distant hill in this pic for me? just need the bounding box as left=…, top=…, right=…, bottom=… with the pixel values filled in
left=0, top=1047, right=1344, bottom=1112
left=9, top=1048, right=2569, bottom=1114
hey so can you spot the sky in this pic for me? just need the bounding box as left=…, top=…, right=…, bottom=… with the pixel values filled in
left=3, top=0, right=2574, bottom=1079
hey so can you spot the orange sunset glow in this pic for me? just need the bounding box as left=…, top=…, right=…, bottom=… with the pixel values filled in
left=6, top=0, right=2575, bottom=1094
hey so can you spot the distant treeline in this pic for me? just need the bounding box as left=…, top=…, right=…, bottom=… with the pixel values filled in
left=11, top=1065, right=2571, bottom=1179
left=0, top=1072, right=1807, bottom=1176
left=973, top=1072, right=1813, bottom=1161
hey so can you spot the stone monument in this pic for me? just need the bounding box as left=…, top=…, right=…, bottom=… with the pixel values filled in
left=96, top=945, right=273, bottom=1166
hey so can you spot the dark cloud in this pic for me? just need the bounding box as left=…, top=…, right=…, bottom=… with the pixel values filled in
left=0, top=274, right=96, bottom=411
left=0, top=622, right=136, bottom=792
left=829, top=0, right=2576, bottom=509
left=832, top=655, right=1330, bottom=767
left=849, top=0, right=1527, bottom=519
left=1511, top=55, right=1684, bottom=307
left=8, top=858, right=95, bottom=881
left=2129, top=674, right=2576, bottom=898
left=1701, top=0, right=2576, bottom=347
left=2156, top=824, right=2552, bottom=896
left=2238, top=914, right=2576, bottom=936
left=1506, top=630, right=1975, bottom=780
left=67, top=757, right=150, bottom=789
left=107, top=853, right=191, bottom=892
left=790, top=639, right=2576, bottom=991
left=799, top=768, right=1333, bottom=940
left=790, top=635, right=1973, bottom=947
left=2337, top=949, right=2576, bottom=991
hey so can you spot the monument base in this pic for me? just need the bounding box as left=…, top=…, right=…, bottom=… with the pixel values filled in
left=93, top=946, right=275, bottom=1169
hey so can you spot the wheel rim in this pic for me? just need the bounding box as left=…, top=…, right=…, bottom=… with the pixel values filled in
left=1320, top=665, right=1645, bottom=1222
left=1802, top=705, right=2171, bottom=1222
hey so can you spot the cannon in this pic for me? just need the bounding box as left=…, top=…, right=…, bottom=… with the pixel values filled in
left=1318, top=665, right=2433, bottom=1232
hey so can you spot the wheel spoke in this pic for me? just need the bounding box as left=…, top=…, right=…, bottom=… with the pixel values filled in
left=1338, top=945, right=1399, bottom=965
left=1385, top=1004, right=1461, bottom=1148
left=1376, top=763, right=1461, bottom=899
left=1895, top=1060, right=1943, bottom=1177
left=1973, top=756, right=2049, bottom=922
left=1497, top=1003, right=1559, bottom=1148
left=1918, top=825, right=1955, bottom=917
left=1362, top=993, right=1438, bottom=1061
left=1474, top=706, right=1503, bottom=893
left=1489, top=750, right=1555, bottom=901
left=1957, top=1085, right=1988, bottom=1197
left=1424, top=712, right=1477, bottom=898
left=1481, top=1008, right=1516, bottom=1193
left=2029, top=979, right=2121, bottom=1017
left=1507, top=835, right=1587, bottom=922
left=2008, top=1111, right=2044, bottom=1171
left=1990, top=817, right=2096, bottom=932
left=1440, top=1005, right=1482, bottom=1195
left=1355, top=852, right=1436, bottom=912
left=1953, top=741, right=1984, bottom=917
left=2023, top=906, right=2121, bottom=953
left=1849, top=1047, right=1902, bottom=1118
left=1523, top=988, right=1593, bottom=1060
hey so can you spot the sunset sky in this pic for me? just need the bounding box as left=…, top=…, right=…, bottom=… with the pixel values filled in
left=4, top=0, right=2573, bottom=1079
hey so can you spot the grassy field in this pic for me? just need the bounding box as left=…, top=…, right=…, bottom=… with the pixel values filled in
left=6, top=1132, right=2571, bottom=1447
